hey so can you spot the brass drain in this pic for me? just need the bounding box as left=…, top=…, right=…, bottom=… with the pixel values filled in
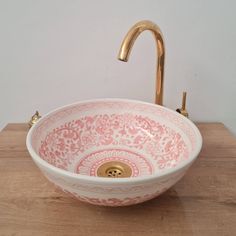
left=97, top=161, right=132, bottom=178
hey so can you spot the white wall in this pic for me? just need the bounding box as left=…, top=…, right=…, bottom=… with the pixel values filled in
left=0, top=0, right=236, bottom=134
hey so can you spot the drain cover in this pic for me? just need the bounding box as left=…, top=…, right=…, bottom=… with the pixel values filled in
left=97, top=161, right=132, bottom=178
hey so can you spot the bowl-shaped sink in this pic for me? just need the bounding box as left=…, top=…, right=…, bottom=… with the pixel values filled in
left=26, top=99, right=202, bottom=206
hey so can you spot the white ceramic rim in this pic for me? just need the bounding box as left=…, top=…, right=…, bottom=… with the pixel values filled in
left=26, top=98, right=202, bottom=184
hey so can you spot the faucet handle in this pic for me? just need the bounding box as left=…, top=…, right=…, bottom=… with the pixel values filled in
left=176, top=92, right=189, bottom=118
left=28, top=111, right=41, bottom=128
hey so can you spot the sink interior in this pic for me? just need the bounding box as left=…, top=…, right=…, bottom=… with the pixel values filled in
left=31, top=100, right=197, bottom=178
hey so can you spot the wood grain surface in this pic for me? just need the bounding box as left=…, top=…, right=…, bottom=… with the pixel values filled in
left=0, top=123, right=235, bottom=236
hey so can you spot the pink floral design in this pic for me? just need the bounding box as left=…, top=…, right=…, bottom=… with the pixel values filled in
left=61, top=188, right=167, bottom=206
left=38, top=113, right=189, bottom=173
left=29, top=100, right=200, bottom=206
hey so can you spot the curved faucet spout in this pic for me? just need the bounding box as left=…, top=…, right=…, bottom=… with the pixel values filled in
left=118, top=20, right=165, bottom=106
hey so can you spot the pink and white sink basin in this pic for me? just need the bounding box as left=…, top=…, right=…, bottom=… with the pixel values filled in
left=26, top=99, right=202, bottom=206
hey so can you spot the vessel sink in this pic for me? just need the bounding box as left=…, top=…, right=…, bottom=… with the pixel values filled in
left=26, top=99, right=202, bottom=206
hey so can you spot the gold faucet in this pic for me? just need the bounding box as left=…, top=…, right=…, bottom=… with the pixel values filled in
left=118, top=20, right=188, bottom=117
left=118, top=20, right=165, bottom=106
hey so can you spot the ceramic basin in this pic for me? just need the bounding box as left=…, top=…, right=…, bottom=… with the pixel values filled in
left=26, top=99, right=202, bottom=206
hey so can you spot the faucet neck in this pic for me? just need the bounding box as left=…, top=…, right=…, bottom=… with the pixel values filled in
left=118, top=20, right=165, bottom=106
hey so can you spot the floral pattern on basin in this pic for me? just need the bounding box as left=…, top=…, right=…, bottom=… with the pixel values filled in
left=27, top=99, right=202, bottom=206
left=39, top=113, right=189, bottom=176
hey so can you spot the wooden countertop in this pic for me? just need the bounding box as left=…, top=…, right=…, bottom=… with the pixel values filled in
left=0, top=123, right=235, bottom=236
